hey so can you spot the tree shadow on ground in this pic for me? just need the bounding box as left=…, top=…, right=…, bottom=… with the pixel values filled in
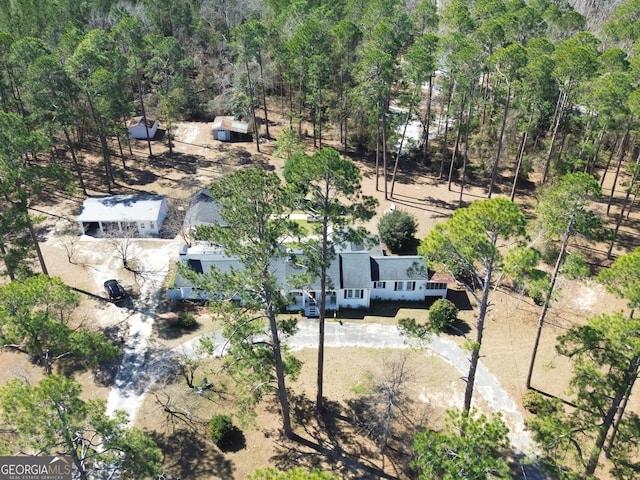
left=150, top=427, right=235, bottom=479
left=269, top=394, right=398, bottom=479
left=53, top=351, right=121, bottom=387
left=446, top=318, right=472, bottom=336
left=155, top=317, right=202, bottom=341
left=611, top=219, right=640, bottom=252
left=130, top=152, right=202, bottom=176
left=153, top=300, right=207, bottom=341
left=346, top=393, right=426, bottom=480
left=422, top=195, right=462, bottom=212
left=387, top=237, right=420, bottom=255
left=51, top=316, right=124, bottom=384
left=219, top=427, right=246, bottom=453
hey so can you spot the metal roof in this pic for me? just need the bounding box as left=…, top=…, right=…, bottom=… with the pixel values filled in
left=371, top=256, right=425, bottom=281
left=77, top=195, right=166, bottom=223
left=212, top=116, right=251, bottom=134
left=128, top=116, right=157, bottom=128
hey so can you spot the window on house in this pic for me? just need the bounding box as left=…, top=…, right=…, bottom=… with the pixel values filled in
left=374, top=281, right=386, bottom=289
left=344, top=289, right=363, bottom=299
left=123, top=221, right=137, bottom=231
left=426, top=282, right=447, bottom=290
left=406, top=281, right=416, bottom=291
left=394, top=282, right=403, bottom=291
left=188, top=259, right=203, bottom=274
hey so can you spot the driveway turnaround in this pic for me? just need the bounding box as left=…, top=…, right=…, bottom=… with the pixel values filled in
left=108, top=315, right=546, bottom=479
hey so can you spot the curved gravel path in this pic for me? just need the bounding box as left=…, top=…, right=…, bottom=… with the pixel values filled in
left=107, top=300, right=545, bottom=478
left=289, top=320, right=535, bottom=453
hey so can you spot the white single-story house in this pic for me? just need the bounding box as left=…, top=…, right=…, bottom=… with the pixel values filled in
left=167, top=242, right=450, bottom=315
left=128, top=116, right=158, bottom=139
left=212, top=116, right=252, bottom=142
left=77, top=195, right=168, bottom=236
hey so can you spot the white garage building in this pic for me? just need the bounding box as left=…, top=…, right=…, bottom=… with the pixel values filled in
left=77, top=195, right=168, bottom=236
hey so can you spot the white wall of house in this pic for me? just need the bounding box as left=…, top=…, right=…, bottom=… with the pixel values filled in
left=337, top=288, right=370, bottom=310
left=214, top=128, right=231, bottom=141
left=167, top=240, right=449, bottom=306
left=90, top=219, right=163, bottom=236
left=78, top=195, right=168, bottom=236
left=370, top=280, right=426, bottom=301
left=285, top=290, right=339, bottom=313
left=370, top=280, right=448, bottom=301
left=423, top=281, right=448, bottom=299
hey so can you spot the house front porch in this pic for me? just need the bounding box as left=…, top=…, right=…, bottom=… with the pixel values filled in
left=285, top=290, right=338, bottom=317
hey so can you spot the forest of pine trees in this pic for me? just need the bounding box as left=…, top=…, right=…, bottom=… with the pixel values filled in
left=0, top=0, right=639, bottom=214
left=0, top=0, right=639, bottom=231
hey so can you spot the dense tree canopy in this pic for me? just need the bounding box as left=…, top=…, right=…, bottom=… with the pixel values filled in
left=0, top=0, right=634, bottom=207
left=419, top=198, right=527, bottom=412
left=185, top=168, right=300, bottom=437
left=412, top=408, right=510, bottom=479
left=378, top=209, right=418, bottom=254
left=528, top=312, right=640, bottom=478
left=0, top=275, right=120, bottom=374
left=0, top=375, right=162, bottom=479
left=284, top=147, right=376, bottom=411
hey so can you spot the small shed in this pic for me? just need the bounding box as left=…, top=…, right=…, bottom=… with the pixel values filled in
left=212, top=116, right=252, bottom=142
left=128, top=116, right=158, bottom=140
left=78, top=195, right=168, bottom=236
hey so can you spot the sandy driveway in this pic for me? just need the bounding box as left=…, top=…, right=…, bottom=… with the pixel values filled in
left=104, top=238, right=182, bottom=420
left=113, top=313, right=545, bottom=478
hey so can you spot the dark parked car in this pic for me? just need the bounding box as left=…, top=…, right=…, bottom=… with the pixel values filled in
left=104, top=279, right=126, bottom=301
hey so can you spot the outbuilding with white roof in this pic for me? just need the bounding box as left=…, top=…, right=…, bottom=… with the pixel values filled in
left=128, top=116, right=158, bottom=139
left=211, top=116, right=252, bottom=142
left=77, top=195, right=168, bottom=236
